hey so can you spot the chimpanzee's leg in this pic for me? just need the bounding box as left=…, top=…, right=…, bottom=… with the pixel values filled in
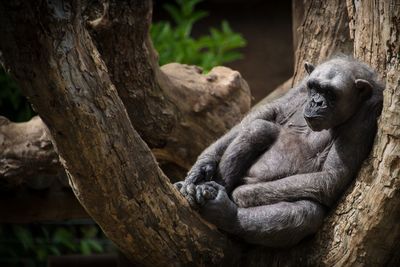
left=233, top=200, right=325, bottom=247
left=192, top=182, right=326, bottom=247
left=217, top=119, right=280, bottom=192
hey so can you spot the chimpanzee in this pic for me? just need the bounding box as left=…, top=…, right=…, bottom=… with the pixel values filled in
left=175, top=56, right=384, bottom=247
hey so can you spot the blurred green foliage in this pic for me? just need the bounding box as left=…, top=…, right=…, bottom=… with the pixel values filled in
left=0, top=224, right=111, bottom=267
left=151, top=0, right=246, bottom=71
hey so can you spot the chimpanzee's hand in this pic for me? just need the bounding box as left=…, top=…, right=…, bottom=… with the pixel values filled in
left=186, top=159, right=217, bottom=184
left=195, top=181, right=238, bottom=231
left=174, top=159, right=217, bottom=199
left=174, top=181, right=198, bottom=208
left=231, top=184, right=256, bottom=208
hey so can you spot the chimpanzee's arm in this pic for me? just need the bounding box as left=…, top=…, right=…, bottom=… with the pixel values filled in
left=180, top=86, right=304, bottom=188
left=232, top=108, right=378, bottom=208
left=232, top=168, right=348, bottom=208
left=217, top=119, right=280, bottom=192
left=178, top=118, right=275, bottom=202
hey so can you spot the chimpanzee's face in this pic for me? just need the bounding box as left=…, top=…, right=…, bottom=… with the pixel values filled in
left=303, top=62, right=372, bottom=131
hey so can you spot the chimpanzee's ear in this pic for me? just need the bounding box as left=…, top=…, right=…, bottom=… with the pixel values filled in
left=304, top=62, right=315, bottom=75
left=355, top=79, right=373, bottom=100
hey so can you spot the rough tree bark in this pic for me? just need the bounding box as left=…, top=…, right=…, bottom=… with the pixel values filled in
left=86, top=1, right=251, bottom=171
left=0, top=1, right=241, bottom=265
left=0, top=116, right=60, bottom=187
left=0, top=0, right=399, bottom=266
left=0, top=1, right=251, bottom=185
left=244, top=1, right=400, bottom=266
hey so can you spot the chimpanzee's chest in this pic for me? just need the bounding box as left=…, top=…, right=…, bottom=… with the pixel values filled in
left=245, top=111, right=334, bottom=183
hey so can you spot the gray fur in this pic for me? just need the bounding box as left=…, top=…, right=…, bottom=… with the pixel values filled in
left=175, top=56, right=384, bottom=247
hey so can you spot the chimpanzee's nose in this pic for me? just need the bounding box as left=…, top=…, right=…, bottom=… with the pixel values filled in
left=310, top=99, right=323, bottom=108
left=310, top=94, right=325, bottom=107
left=314, top=99, right=323, bottom=106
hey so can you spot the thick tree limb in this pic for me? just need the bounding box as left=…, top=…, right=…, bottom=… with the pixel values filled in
left=0, top=1, right=240, bottom=266
left=157, top=63, right=251, bottom=170
left=88, top=0, right=251, bottom=169
left=291, top=0, right=353, bottom=85
left=0, top=116, right=60, bottom=187
left=244, top=1, right=400, bottom=266
left=0, top=58, right=250, bottom=184
left=88, top=0, right=178, bottom=148
left=319, top=1, right=400, bottom=265
left=0, top=0, right=250, bottom=184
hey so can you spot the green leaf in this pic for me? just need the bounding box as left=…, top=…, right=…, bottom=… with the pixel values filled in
left=53, top=227, right=77, bottom=251
left=81, top=226, right=98, bottom=239
left=48, top=246, right=61, bottom=256
left=80, top=240, right=91, bottom=255
left=221, top=20, right=232, bottom=33
left=85, top=239, right=104, bottom=253
left=34, top=247, right=48, bottom=262
left=188, top=10, right=208, bottom=24
left=164, top=4, right=183, bottom=24
left=151, top=0, right=246, bottom=70
left=12, top=226, right=34, bottom=250
left=182, top=0, right=203, bottom=16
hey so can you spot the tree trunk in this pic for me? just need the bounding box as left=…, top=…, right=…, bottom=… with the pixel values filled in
left=244, top=1, right=400, bottom=266
left=0, top=0, right=398, bottom=266
left=0, top=1, right=241, bottom=265
left=0, top=1, right=251, bottom=185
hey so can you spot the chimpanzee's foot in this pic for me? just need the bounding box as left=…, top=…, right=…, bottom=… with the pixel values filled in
left=195, top=182, right=219, bottom=206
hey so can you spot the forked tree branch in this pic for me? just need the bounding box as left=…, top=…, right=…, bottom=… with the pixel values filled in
left=0, top=0, right=251, bottom=184
left=87, top=0, right=251, bottom=170
left=0, top=1, right=240, bottom=265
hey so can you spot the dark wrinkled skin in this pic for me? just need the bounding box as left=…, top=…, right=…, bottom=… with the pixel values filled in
left=175, top=56, right=384, bottom=247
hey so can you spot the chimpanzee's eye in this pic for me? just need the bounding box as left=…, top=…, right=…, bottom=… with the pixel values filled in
left=307, top=80, right=320, bottom=94
left=308, top=88, right=317, bottom=97
left=306, top=85, right=313, bottom=94
left=325, top=89, right=336, bottom=101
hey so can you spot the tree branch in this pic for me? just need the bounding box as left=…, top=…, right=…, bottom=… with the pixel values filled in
left=0, top=1, right=240, bottom=265
left=243, top=1, right=400, bottom=266
left=291, top=0, right=353, bottom=85
left=88, top=0, right=178, bottom=148
left=0, top=0, right=251, bottom=184
left=88, top=0, right=251, bottom=170
left=0, top=116, right=60, bottom=186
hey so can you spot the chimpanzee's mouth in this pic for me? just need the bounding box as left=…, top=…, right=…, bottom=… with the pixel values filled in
left=304, top=115, right=326, bottom=131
